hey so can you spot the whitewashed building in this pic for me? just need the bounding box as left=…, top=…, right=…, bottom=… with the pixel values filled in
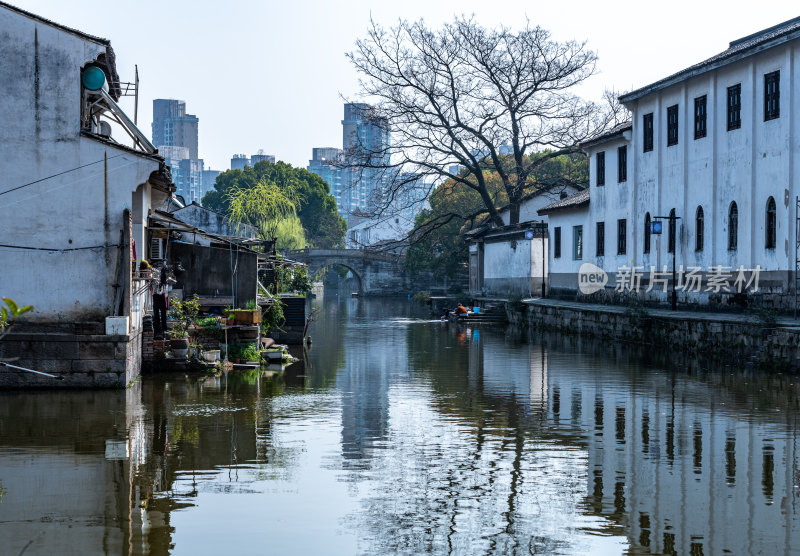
left=543, top=16, right=800, bottom=309
left=468, top=181, right=583, bottom=297
left=0, top=4, right=174, bottom=387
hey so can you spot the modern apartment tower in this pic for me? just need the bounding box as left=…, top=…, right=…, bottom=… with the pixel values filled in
left=307, top=103, right=390, bottom=223
left=342, top=103, right=390, bottom=214
left=152, top=99, right=204, bottom=203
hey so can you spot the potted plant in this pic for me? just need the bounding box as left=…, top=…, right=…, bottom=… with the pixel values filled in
left=168, top=295, right=200, bottom=359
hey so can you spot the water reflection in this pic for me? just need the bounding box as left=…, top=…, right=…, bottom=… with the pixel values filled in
left=0, top=298, right=798, bottom=555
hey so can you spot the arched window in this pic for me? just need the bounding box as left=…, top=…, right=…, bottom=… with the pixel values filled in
left=696, top=206, right=704, bottom=252
left=728, top=201, right=738, bottom=250
left=644, top=213, right=651, bottom=254
left=668, top=208, right=676, bottom=253
left=766, top=197, right=776, bottom=249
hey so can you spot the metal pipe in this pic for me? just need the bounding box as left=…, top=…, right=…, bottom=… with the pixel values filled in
left=0, top=361, right=63, bottom=380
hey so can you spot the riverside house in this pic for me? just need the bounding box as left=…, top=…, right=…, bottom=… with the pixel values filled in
left=542, top=16, right=800, bottom=310
left=0, top=3, right=174, bottom=387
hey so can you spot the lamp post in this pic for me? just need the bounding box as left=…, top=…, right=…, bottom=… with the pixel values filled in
left=653, top=213, right=681, bottom=311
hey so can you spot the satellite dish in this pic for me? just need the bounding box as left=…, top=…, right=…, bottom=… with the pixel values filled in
left=81, top=66, right=106, bottom=91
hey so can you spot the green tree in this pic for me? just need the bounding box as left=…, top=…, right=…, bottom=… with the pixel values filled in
left=226, top=178, right=306, bottom=249
left=202, top=161, right=347, bottom=248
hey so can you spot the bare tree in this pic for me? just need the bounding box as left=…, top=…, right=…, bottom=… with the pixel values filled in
left=345, top=17, right=626, bottom=227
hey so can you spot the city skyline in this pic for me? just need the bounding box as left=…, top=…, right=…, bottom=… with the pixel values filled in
left=10, top=0, right=800, bottom=172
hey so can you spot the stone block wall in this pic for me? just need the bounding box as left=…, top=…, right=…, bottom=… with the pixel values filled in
left=508, top=302, right=800, bottom=371
left=0, top=330, right=139, bottom=388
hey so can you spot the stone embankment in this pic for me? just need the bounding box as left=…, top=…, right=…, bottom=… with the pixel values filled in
left=507, top=299, right=800, bottom=371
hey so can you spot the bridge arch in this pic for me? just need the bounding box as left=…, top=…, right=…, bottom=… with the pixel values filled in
left=286, top=248, right=422, bottom=296
left=309, top=261, right=363, bottom=294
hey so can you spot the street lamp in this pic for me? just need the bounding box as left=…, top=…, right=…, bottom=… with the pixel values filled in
left=653, top=213, right=681, bottom=311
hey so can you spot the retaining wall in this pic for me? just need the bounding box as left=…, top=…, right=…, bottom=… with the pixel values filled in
left=508, top=301, right=800, bottom=371
left=0, top=324, right=140, bottom=388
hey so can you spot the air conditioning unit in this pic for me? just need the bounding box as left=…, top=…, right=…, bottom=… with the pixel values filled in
left=150, top=238, right=164, bottom=260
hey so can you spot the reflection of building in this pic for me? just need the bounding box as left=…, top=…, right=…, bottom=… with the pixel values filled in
left=543, top=349, right=800, bottom=555
left=0, top=385, right=152, bottom=553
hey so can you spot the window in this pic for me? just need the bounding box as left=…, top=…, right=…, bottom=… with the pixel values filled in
left=643, top=113, right=654, bottom=152
left=694, top=95, right=707, bottom=139
left=596, top=152, right=605, bottom=186
left=596, top=221, right=605, bottom=257
left=766, top=197, right=776, bottom=249
left=573, top=226, right=583, bottom=260
left=668, top=208, right=676, bottom=253
left=765, top=71, right=780, bottom=121
left=644, top=213, right=651, bottom=254
left=617, top=219, right=627, bottom=255
left=617, top=145, right=627, bottom=182
left=667, top=105, right=679, bottom=146
left=728, top=202, right=738, bottom=250
left=696, top=206, right=704, bottom=252
left=727, top=84, right=742, bottom=130
left=554, top=226, right=562, bottom=258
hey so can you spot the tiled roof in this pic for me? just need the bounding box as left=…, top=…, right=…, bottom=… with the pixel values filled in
left=620, top=16, right=800, bottom=103
left=579, top=122, right=632, bottom=149
left=537, top=188, right=590, bottom=215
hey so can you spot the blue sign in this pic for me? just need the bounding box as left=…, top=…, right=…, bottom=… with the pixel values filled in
left=525, top=230, right=534, bottom=240
left=650, top=221, right=663, bottom=234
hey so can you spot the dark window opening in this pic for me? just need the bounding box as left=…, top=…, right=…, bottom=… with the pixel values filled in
left=596, top=151, right=605, bottom=186
left=668, top=208, right=676, bottom=253
left=554, top=226, right=561, bottom=258
left=728, top=201, right=738, bottom=250
left=728, top=84, right=742, bottom=131
left=617, top=145, right=627, bottom=182
left=596, top=221, right=605, bottom=257
left=696, top=206, right=704, bottom=252
left=617, top=219, right=627, bottom=255
left=694, top=95, right=707, bottom=139
left=643, top=113, right=654, bottom=152
left=765, top=71, right=780, bottom=121
left=766, top=196, right=776, bottom=249
left=644, top=213, right=651, bottom=254
left=667, top=104, right=679, bottom=146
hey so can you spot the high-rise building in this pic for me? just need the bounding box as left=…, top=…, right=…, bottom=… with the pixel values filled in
left=231, top=154, right=250, bottom=171
left=201, top=168, right=221, bottom=199
left=307, top=147, right=344, bottom=208
left=152, top=99, right=204, bottom=203
left=342, top=103, right=390, bottom=214
left=251, top=152, right=275, bottom=165
left=308, top=104, right=390, bottom=223
left=152, top=99, right=199, bottom=159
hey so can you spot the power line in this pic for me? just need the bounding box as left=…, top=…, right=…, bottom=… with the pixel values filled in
left=0, top=154, right=126, bottom=197
left=0, top=243, right=120, bottom=252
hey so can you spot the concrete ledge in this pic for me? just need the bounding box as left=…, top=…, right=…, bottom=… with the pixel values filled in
left=510, top=298, right=800, bottom=371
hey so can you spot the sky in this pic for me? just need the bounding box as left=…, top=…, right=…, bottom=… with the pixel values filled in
left=12, top=0, right=800, bottom=171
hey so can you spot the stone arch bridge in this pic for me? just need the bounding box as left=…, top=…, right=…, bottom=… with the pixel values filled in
left=286, top=249, right=422, bottom=295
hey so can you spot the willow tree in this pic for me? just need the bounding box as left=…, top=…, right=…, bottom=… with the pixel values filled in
left=346, top=17, right=625, bottom=227
left=226, top=179, right=306, bottom=249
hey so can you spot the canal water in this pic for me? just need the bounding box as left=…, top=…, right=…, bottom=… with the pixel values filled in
left=1, top=297, right=799, bottom=555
